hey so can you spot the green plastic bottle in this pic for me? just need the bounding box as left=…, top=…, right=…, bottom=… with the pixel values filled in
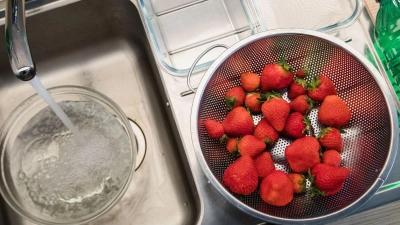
left=374, top=0, right=400, bottom=100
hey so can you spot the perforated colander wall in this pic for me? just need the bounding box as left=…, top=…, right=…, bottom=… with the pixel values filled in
left=196, top=34, right=392, bottom=219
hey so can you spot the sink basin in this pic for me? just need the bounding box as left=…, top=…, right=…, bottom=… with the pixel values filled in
left=0, top=0, right=200, bottom=224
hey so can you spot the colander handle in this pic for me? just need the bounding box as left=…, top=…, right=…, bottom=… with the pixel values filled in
left=184, top=44, right=229, bottom=95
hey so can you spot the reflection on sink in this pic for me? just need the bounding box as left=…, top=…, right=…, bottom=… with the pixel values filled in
left=0, top=0, right=201, bottom=224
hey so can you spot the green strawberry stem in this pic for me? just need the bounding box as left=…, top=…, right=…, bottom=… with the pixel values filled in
left=338, top=128, right=346, bottom=134
left=307, top=169, right=326, bottom=197
left=317, top=127, right=332, bottom=138
left=264, top=137, right=275, bottom=147
left=225, top=96, right=237, bottom=111
left=295, top=78, right=308, bottom=88
left=305, top=97, right=315, bottom=114
left=307, top=76, right=321, bottom=91
left=257, top=91, right=282, bottom=102
left=303, top=116, right=311, bottom=135
left=298, top=175, right=307, bottom=193
left=278, top=57, right=293, bottom=71
left=219, top=134, right=229, bottom=143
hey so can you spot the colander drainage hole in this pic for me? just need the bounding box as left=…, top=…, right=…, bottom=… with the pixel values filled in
left=128, top=119, right=146, bottom=171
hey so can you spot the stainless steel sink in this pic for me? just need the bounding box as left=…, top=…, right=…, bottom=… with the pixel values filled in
left=0, top=0, right=200, bottom=224
left=2, top=0, right=398, bottom=224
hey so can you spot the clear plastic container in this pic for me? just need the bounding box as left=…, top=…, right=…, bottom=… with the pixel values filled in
left=138, top=0, right=363, bottom=76
left=244, top=0, right=363, bottom=33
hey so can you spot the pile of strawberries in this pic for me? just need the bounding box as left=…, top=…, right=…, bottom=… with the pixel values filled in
left=203, top=58, right=352, bottom=207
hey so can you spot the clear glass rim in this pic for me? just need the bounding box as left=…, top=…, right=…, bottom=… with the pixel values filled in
left=0, top=85, right=137, bottom=225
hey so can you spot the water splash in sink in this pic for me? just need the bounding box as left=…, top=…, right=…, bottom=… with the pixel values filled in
left=28, top=76, right=86, bottom=144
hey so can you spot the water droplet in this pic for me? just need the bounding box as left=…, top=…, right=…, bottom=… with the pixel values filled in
left=18, top=172, right=26, bottom=180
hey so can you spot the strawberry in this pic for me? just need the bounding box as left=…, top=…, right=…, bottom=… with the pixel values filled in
left=322, top=150, right=342, bottom=167
left=281, top=112, right=310, bottom=139
left=317, top=127, right=343, bottom=151
left=254, top=151, right=275, bottom=179
left=307, top=76, right=337, bottom=102
left=318, top=95, right=351, bottom=128
left=245, top=92, right=262, bottom=113
left=310, top=163, right=350, bottom=196
left=285, top=136, right=321, bottom=173
left=226, top=137, right=239, bottom=156
left=288, top=78, right=307, bottom=100
left=260, top=92, right=290, bottom=132
left=222, top=106, right=254, bottom=137
left=260, top=58, right=294, bottom=92
left=288, top=173, right=306, bottom=193
left=204, top=120, right=225, bottom=139
left=240, top=72, right=260, bottom=92
left=225, top=86, right=245, bottom=111
left=289, top=95, right=315, bottom=115
left=260, top=170, right=294, bottom=206
left=296, top=67, right=309, bottom=78
left=238, top=135, right=266, bottom=158
left=253, top=118, right=279, bottom=145
left=222, top=155, right=258, bottom=195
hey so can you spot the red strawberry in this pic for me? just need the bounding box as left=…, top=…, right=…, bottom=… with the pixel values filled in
left=281, top=112, right=310, bottom=139
left=296, top=67, right=309, bottom=78
left=225, top=86, right=245, bottom=111
left=240, top=72, right=260, bottom=92
left=318, top=127, right=343, bottom=151
left=222, top=106, right=254, bottom=137
left=254, top=151, right=275, bottom=179
left=288, top=173, right=306, bottom=193
left=226, top=137, right=239, bottom=156
left=260, top=170, right=294, bottom=206
left=223, top=155, right=258, bottom=195
left=322, top=150, right=342, bottom=167
left=253, top=118, right=279, bottom=145
left=260, top=58, right=294, bottom=92
left=204, top=120, right=225, bottom=139
left=311, top=163, right=350, bottom=196
left=245, top=92, right=262, bottom=113
left=318, top=95, right=351, bottom=128
left=289, top=95, right=315, bottom=115
left=260, top=92, right=290, bottom=132
left=307, top=76, right=337, bottom=102
left=285, top=136, right=321, bottom=173
left=288, top=78, right=307, bottom=100
left=238, top=135, right=266, bottom=158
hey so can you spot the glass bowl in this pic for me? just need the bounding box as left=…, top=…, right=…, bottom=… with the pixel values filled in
left=0, top=86, right=136, bottom=224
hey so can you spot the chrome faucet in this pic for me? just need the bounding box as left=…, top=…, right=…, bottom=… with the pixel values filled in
left=5, top=0, right=36, bottom=81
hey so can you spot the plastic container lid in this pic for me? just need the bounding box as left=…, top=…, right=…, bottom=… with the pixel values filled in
left=246, top=0, right=363, bottom=33
left=138, top=0, right=363, bottom=76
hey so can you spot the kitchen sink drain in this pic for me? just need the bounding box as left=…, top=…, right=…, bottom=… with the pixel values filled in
left=128, top=119, right=146, bottom=170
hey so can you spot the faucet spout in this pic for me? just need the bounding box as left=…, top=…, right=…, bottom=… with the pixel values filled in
left=5, top=0, right=36, bottom=81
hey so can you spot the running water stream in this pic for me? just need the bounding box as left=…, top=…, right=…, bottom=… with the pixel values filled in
left=28, top=77, right=86, bottom=144
left=13, top=77, right=133, bottom=219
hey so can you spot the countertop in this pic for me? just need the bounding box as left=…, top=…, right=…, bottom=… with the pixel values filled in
left=330, top=1, right=400, bottom=224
